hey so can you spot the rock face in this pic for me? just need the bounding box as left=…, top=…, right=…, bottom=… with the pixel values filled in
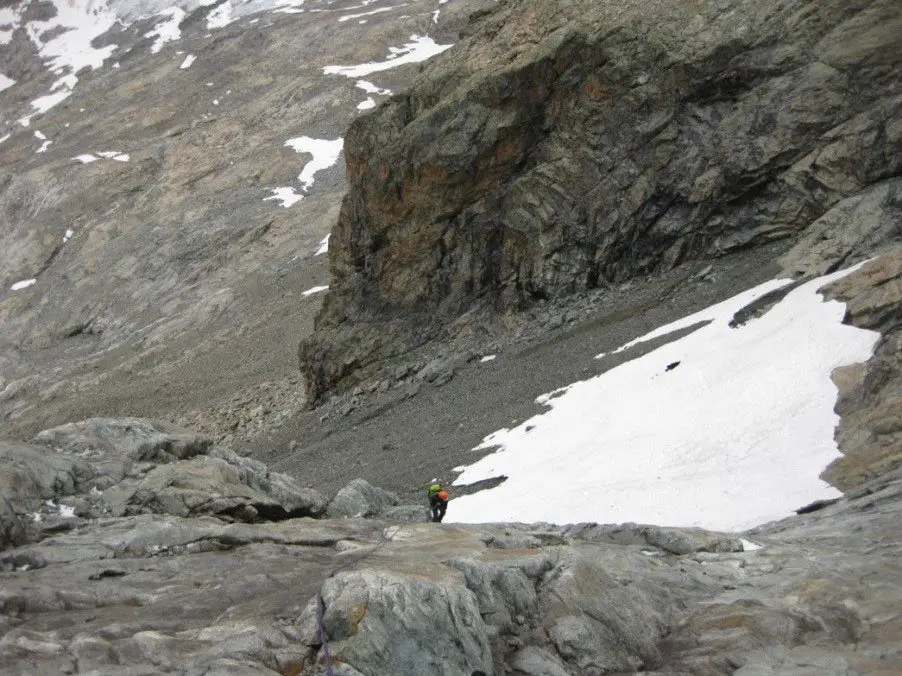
left=822, top=250, right=902, bottom=490
left=301, top=0, right=902, bottom=401
left=0, top=418, right=326, bottom=550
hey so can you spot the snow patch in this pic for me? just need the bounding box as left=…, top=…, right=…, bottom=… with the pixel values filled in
left=357, top=97, right=376, bottom=110
left=36, top=139, right=53, bottom=153
left=449, top=265, right=880, bottom=531
left=98, top=151, right=130, bottom=161
left=0, top=8, right=15, bottom=45
left=740, top=538, right=763, bottom=552
left=207, top=1, right=235, bottom=29
left=16, top=0, right=119, bottom=124
left=339, top=5, right=406, bottom=22
left=266, top=136, right=343, bottom=206
left=0, top=133, right=10, bottom=145
left=63, top=228, right=74, bottom=243
left=323, top=35, right=453, bottom=78
left=0, top=74, right=15, bottom=92
left=315, top=234, right=330, bottom=256
left=180, top=54, right=197, bottom=69
left=265, top=187, right=304, bottom=208
left=302, top=285, right=329, bottom=297
left=10, top=279, right=37, bottom=291
left=285, top=136, right=344, bottom=190
left=145, top=7, right=186, bottom=54
left=74, top=151, right=128, bottom=163
left=356, top=80, right=392, bottom=95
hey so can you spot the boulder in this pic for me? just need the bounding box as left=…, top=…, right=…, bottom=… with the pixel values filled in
left=509, top=646, right=571, bottom=676
left=326, top=479, right=399, bottom=518
left=299, top=568, right=493, bottom=675
left=378, top=505, right=430, bottom=523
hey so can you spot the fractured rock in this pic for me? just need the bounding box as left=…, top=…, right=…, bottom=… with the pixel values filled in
left=326, top=478, right=399, bottom=519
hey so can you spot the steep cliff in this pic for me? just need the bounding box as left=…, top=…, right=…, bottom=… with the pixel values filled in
left=301, top=0, right=902, bottom=401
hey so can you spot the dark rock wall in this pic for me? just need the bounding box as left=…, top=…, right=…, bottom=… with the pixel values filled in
left=301, top=0, right=902, bottom=401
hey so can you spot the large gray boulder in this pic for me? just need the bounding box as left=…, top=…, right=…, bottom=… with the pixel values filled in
left=326, top=479, right=399, bottom=518
left=299, top=568, right=494, bottom=675
left=379, top=504, right=431, bottom=524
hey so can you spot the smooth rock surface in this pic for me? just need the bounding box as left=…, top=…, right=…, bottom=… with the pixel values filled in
left=326, top=478, right=399, bottom=518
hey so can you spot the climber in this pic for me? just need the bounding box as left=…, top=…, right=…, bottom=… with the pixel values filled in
left=428, top=478, right=449, bottom=523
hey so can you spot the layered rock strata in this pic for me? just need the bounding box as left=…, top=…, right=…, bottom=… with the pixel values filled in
left=301, top=0, right=902, bottom=401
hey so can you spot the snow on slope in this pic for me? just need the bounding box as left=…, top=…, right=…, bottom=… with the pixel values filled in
left=323, top=34, right=452, bottom=78
left=266, top=136, right=343, bottom=207
left=449, top=264, right=881, bottom=531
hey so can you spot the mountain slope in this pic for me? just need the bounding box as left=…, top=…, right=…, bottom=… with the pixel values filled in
left=0, top=0, right=491, bottom=440
left=301, top=0, right=902, bottom=402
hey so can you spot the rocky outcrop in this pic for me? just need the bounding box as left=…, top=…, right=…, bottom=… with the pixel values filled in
left=326, top=478, right=400, bottom=518
left=0, top=418, right=326, bottom=551
left=1, top=416, right=900, bottom=673
left=822, top=249, right=902, bottom=490
left=301, top=0, right=902, bottom=401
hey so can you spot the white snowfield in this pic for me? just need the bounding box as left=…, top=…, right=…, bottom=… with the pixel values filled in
left=0, top=74, right=15, bottom=92
left=323, top=35, right=452, bottom=78
left=450, top=264, right=881, bottom=531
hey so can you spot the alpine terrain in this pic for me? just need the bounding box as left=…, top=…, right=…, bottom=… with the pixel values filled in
left=1, top=0, right=901, bottom=674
